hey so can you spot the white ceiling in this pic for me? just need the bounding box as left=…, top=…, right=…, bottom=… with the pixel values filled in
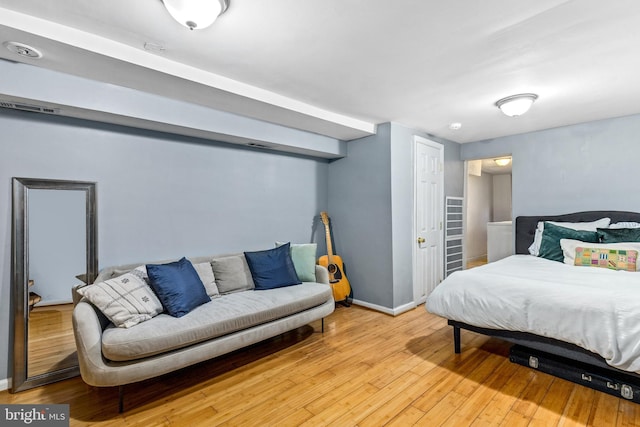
left=1, top=0, right=640, bottom=143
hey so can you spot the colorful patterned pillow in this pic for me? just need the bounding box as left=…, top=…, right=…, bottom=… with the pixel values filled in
left=574, top=247, right=638, bottom=272
left=561, top=239, right=640, bottom=271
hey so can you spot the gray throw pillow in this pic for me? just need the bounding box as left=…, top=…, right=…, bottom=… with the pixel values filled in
left=211, top=255, right=255, bottom=294
left=193, top=262, right=220, bottom=298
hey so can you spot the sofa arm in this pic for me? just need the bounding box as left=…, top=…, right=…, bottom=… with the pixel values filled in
left=315, top=265, right=329, bottom=285
left=72, top=301, right=111, bottom=386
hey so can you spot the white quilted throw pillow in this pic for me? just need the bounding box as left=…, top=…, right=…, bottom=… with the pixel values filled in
left=77, top=267, right=164, bottom=328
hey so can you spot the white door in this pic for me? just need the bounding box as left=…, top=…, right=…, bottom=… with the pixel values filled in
left=414, top=136, right=444, bottom=304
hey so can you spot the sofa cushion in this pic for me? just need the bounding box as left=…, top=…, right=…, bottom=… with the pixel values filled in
left=101, top=282, right=331, bottom=361
left=77, top=266, right=163, bottom=328
left=211, top=254, right=255, bottom=294
left=147, top=257, right=211, bottom=317
left=245, top=243, right=301, bottom=290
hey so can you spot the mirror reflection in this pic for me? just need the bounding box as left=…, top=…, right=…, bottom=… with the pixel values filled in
left=11, top=178, right=97, bottom=392
left=27, top=189, right=87, bottom=377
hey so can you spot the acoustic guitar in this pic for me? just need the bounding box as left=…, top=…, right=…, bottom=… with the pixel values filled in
left=318, top=211, right=351, bottom=305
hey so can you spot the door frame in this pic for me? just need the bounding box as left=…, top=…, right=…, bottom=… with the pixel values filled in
left=412, top=135, right=444, bottom=304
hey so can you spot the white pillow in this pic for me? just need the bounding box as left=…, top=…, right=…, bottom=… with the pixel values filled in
left=193, top=262, right=220, bottom=298
left=77, top=267, right=164, bottom=328
left=528, top=218, right=611, bottom=256
left=560, top=238, right=640, bottom=271
left=609, top=222, right=640, bottom=229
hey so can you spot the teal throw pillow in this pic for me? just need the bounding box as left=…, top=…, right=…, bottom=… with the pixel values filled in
left=597, top=227, right=640, bottom=243
left=276, top=242, right=317, bottom=282
left=538, top=222, right=599, bottom=262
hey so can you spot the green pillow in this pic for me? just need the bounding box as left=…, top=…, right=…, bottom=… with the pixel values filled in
left=597, top=227, right=640, bottom=243
left=276, top=242, right=317, bottom=282
left=538, top=222, right=599, bottom=262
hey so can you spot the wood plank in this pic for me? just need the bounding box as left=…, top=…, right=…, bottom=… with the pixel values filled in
left=559, top=384, right=596, bottom=427
left=528, top=376, right=575, bottom=426
left=587, top=390, right=621, bottom=426
left=385, top=404, right=427, bottom=427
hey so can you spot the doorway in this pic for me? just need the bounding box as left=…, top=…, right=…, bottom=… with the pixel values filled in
left=413, top=136, right=444, bottom=303
left=463, top=156, right=512, bottom=269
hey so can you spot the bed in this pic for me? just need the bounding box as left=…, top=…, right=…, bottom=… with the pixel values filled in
left=426, top=210, right=640, bottom=400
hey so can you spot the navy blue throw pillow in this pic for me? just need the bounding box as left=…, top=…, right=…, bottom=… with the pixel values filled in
left=146, top=257, right=210, bottom=317
left=244, top=243, right=301, bottom=290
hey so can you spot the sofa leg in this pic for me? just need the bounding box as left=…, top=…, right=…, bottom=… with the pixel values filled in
left=321, top=318, right=324, bottom=333
left=118, top=385, right=124, bottom=413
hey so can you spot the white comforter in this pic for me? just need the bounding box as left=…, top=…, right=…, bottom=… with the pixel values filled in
left=426, top=255, right=640, bottom=373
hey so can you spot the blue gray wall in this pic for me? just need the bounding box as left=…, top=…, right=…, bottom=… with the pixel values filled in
left=461, top=114, right=640, bottom=218
left=328, top=123, right=463, bottom=310
left=327, top=124, right=394, bottom=307
left=0, top=108, right=330, bottom=384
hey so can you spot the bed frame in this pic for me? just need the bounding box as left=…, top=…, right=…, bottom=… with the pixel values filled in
left=450, top=210, right=640, bottom=379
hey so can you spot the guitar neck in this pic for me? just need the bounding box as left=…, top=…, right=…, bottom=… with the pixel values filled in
left=321, top=212, right=335, bottom=264
left=324, top=223, right=335, bottom=264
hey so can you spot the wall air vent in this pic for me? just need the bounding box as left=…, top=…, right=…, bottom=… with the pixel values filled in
left=247, top=142, right=269, bottom=149
left=0, top=101, right=60, bottom=115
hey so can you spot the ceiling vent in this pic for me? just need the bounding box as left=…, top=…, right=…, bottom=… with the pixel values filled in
left=0, top=101, right=60, bottom=115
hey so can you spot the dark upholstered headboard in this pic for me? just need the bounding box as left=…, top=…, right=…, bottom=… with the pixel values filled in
left=515, top=211, right=640, bottom=255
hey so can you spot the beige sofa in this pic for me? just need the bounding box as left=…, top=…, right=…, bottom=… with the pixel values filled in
left=72, top=253, right=334, bottom=411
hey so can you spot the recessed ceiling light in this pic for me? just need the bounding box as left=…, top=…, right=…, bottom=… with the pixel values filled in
left=3, top=41, right=42, bottom=59
left=449, top=122, right=462, bottom=130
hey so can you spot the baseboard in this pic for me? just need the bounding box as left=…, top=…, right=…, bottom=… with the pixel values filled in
left=0, top=377, right=11, bottom=392
left=351, top=299, right=417, bottom=316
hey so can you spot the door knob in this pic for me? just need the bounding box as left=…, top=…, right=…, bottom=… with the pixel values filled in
left=417, top=237, right=426, bottom=244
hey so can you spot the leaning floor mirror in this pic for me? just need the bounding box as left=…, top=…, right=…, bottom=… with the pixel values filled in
left=11, top=177, right=97, bottom=392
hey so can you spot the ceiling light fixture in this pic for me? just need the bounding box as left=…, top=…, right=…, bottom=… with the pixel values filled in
left=495, top=93, right=538, bottom=117
left=162, top=0, right=229, bottom=30
left=494, top=158, right=511, bottom=167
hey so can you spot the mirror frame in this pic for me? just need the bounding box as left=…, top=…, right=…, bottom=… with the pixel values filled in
left=11, top=177, right=98, bottom=392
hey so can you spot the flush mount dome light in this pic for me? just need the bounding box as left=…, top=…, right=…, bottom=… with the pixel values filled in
left=162, top=0, right=229, bottom=30
left=494, top=158, right=511, bottom=167
left=496, top=93, right=538, bottom=117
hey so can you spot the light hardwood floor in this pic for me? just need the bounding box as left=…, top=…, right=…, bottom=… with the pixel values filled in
left=467, top=257, right=488, bottom=269
left=28, top=303, right=77, bottom=377
left=2, top=305, right=640, bottom=426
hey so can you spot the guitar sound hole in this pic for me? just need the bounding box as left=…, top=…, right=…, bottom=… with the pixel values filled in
left=328, top=264, right=342, bottom=280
